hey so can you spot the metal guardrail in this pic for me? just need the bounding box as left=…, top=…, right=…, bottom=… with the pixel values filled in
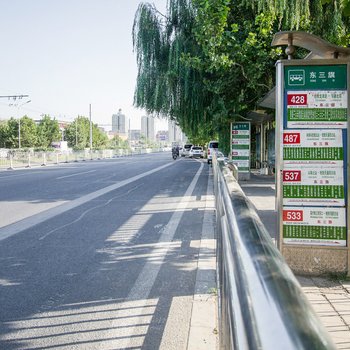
left=0, top=148, right=164, bottom=170
left=213, top=155, right=336, bottom=349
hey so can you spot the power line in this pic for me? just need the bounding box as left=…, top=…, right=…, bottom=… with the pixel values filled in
left=0, top=94, right=29, bottom=100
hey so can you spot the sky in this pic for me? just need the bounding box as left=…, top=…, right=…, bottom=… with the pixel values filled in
left=0, top=0, right=168, bottom=131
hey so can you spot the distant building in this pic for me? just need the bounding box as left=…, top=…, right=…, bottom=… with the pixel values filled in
left=141, top=115, right=155, bottom=141
left=168, top=120, right=186, bottom=144
left=129, top=129, right=141, bottom=141
left=112, top=109, right=128, bottom=137
left=156, top=130, right=169, bottom=142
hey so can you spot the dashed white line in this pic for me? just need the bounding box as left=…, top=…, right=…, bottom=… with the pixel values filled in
left=56, top=170, right=96, bottom=179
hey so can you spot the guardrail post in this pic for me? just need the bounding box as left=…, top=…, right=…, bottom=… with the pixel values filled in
left=8, top=154, right=14, bottom=170
left=42, top=153, right=47, bottom=166
left=26, top=153, right=31, bottom=168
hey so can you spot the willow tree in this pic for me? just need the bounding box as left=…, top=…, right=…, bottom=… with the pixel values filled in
left=190, top=0, right=350, bottom=151
left=133, top=0, right=350, bottom=151
left=246, top=0, right=350, bottom=44
left=133, top=0, right=217, bottom=140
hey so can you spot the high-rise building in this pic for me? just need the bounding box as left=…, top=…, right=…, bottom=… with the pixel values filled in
left=168, top=120, right=186, bottom=144
left=112, top=109, right=127, bottom=137
left=141, top=115, right=155, bottom=141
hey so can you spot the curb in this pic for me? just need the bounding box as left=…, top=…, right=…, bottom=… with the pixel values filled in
left=187, top=169, right=219, bottom=349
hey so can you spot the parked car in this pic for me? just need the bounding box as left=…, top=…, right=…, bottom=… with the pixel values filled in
left=181, top=144, right=193, bottom=157
left=189, top=146, right=204, bottom=158
left=207, top=140, right=219, bottom=164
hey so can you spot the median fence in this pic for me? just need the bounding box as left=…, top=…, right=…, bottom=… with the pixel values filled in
left=213, top=155, right=336, bottom=349
left=0, top=148, right=163, bottom=170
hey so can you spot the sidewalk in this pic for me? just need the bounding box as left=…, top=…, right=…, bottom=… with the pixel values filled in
left=239, top=171, right=350, bottom=350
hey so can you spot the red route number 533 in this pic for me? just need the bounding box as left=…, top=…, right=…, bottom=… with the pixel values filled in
left=283, top=210, right=303, bottom=222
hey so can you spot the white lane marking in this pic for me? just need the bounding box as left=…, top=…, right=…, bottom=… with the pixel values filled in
left=102, top=162, right=204, bottom=349
left=56, top=170, right=96, bottom=180
left=0, top=161, right=175, bottom=242
left=0, top=171, right=46, bottom=178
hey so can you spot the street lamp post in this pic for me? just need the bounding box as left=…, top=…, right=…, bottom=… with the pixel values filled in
left=18, top=100, right=31, bottom=149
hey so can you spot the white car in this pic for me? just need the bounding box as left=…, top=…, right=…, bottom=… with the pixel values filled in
left=207, top=140, right=219, bottom=164
left=181, top=144, right=193, bottom=157
left=189, top=146, right=204, bottom=158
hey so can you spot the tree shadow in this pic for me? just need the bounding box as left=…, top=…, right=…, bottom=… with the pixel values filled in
left=0, top=162, right=215, bottom=349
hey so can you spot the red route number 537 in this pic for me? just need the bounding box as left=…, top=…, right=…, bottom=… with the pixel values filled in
left=283, top=170, right=301, bottom=182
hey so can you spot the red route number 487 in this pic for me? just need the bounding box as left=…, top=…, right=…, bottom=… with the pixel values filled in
left=283, top=132, right=300, bottom=144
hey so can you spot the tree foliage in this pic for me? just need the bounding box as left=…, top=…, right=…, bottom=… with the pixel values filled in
left=19, top=116, right=37, bottom=148
left=65, top=116, right=108, bottom=150
left=37, top=115, right=61, bottom=148
left=133, top=0, right=350, bottom=153
left=0, top=115, right=110, bottom=150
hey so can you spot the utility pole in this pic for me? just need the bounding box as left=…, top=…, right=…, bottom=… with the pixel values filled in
left=0, top=94, right=29, bottom=100
left=17, top=99, right=31, bottom=149
left=89, top=104, right=92, bottom=152
left=75, top=117, right=78, bottom=147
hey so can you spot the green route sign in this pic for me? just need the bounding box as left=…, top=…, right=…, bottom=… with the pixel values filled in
left=285, top=65, right=348, bottom=128
left=286, top=90, right=348, bottom=128
left=231, top=122, right=250, bottom=172
left=282, top=207, right=346, bottom=246
left=278, top=62, right=348, bottom=247
left=284, top=65, right=347, bottom=90
left=282, top=129, right=344, bottom=164
left=282, top=166, right=345, bottom=206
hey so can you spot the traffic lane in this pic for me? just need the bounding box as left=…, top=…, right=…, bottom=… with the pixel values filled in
left=0, top=154, right=174, bottom=228
left=0, top=159, right=199, bottom=314
left=141, top=161, right=211, bottom=350
left=0, top=159, right=209, bottom=349
left=0, top=160, right=176, bottom=234
left=0, top=153, right=172, bottom=202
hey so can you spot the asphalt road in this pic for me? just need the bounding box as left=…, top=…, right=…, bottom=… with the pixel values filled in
left=0, top=153, right=214, bottom=350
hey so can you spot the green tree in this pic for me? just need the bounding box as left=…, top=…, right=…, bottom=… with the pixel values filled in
left=92, top=125, right=109, bottom=149
left=133, top=1, right=213, bottom=138
left=133, top=0, right=350, bottom=154
left=19, top=116, right=37, bottom=148
left=37, top=115, right=61, bottom=148
left=109, top=135, right=129, bottom=149
left=65, top=116, right=108, bottom=149
left=0, top=120, right=10, bottom=148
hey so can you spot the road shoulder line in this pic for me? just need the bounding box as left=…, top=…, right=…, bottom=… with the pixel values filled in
left=187, top=168, right=218, bottom=350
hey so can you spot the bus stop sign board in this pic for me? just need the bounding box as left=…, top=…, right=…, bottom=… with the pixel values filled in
left=276, top=61, right=349, bottom=247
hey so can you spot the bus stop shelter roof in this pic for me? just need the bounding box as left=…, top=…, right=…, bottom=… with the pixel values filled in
left=271, top=31, right=350, bottom=59
left=246, top=110, right=274, bottom=124
left=259, top=31, right=350, bottom=109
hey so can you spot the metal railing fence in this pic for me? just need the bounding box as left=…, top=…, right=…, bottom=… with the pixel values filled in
left=0, top=148, right=164, bottom=170
left=213, top=155, right=335, bottom=349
